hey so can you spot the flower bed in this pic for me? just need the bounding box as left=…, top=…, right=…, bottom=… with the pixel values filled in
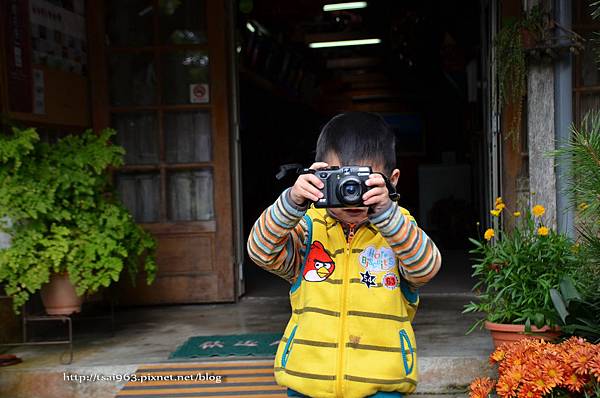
left=469, top=337, right=600, bottom=397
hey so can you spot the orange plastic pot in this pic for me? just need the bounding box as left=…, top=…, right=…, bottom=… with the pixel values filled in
left=485, top=321, right=561, bottom=348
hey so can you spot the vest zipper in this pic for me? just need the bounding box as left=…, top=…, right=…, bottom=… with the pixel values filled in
left=347, top=223, right=356, bottom=247
left=336, top=222, right=359, bottom=397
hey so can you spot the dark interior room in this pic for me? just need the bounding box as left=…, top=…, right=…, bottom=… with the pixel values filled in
left=238, top=0, right=485, bottom=297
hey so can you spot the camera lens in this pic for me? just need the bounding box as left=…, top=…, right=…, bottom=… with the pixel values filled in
left=343, top=182, right=358, bottom=196
left=337, top=177, right=363, bottom=206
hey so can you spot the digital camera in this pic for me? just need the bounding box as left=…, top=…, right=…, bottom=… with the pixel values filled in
left=313, top=166, right=372, bottom=208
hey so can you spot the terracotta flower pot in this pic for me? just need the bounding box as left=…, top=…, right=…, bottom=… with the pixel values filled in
left=520, top=28, right=537, bottom=50
left=485, top=321, right=561, bottom=348
left=40, top=273, right=83, bottom=315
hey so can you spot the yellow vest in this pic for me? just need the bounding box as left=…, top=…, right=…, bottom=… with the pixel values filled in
left=274, top=207, right=420, bottom=398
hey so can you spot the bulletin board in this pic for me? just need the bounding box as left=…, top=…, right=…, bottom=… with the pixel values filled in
left=0, top=0, right=90, bottom=127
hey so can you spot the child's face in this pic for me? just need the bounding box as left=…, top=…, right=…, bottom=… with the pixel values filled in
left=321, top=152, right=400, bottom=225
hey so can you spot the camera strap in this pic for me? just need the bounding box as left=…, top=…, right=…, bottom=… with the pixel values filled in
left=373, top=172, right=401, bottom=202
left=277, top=165, right=401, bottom=203
left=276, top=163, right=304, bottom=180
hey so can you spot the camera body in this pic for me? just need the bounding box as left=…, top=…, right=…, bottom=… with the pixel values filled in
left=313, top=166, right=372, bottom=208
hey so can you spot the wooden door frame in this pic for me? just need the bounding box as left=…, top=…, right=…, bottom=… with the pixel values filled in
left=87, top=0, right=236, bottom=302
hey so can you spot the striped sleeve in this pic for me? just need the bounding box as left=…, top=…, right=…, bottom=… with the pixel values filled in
left=369, top=202, right=442, bottom=287
left=246, top=188, right=308, bottom=283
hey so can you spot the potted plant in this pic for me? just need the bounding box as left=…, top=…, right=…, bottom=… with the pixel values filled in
left=0, top=126, right=157, bottom=315
left=494, top=6, right=545, bottom=150
left=468, top=337, right=600, bottom=398
left=464, top=197, right=581, bottom=347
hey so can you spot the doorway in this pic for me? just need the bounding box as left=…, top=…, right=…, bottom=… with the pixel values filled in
left=238, top=1, right=489, bottom=296
left=89, top=0, right=236, bottom=304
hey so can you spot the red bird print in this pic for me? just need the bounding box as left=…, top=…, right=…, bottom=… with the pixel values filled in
left=303, top=241, right=336, bottom=282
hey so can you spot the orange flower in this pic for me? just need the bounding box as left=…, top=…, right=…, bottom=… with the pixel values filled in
left=469, top=377, right=495, bottom=398
left=540, top=358, right=565, bottom=385
left=490, top=347, right=506, bottom=364
left=516, top=384, right=542, bottom=398
left=589, top=351, right=600, bottom=382
left=571, top=343, right=595, bottom=375
left=562, top=371, right=588, bottom=392
left=527, top=367, right=555, bottom=395
left=537, top=226, right=549, bottom=236
left=504, top=364, right=526, bottom=385
left=532, top=204, right=545, bottom=217
left=472, top=337, right=600, bottom=398
left=484, top=228, right=495, bottom=241
left=496, top=372, right=520, bottom=398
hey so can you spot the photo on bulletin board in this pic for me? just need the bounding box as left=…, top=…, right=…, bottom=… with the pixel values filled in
left=380, top=113, right=426, bottom=156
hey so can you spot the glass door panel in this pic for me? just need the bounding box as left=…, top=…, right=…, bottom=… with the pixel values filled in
left=106, top=0, right=154, bottom=46
left=117, top=172, right=161, bottom=223
left=164, top=111, right=212, bottom=163
left=159, top=0, right=207, bottom=44
left=109, top=53, right=157, bottom=106
left=161, top=51, right=209, bottom=104
left=113, top=113, right=160, bottom=165
left=167, top=170, right=214, bottom=221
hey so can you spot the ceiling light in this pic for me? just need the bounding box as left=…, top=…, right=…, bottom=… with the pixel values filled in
left=309, top=38, right=381, bottom=48
left=323, top=2, right=367, bottom=12
left=246, top=22, right=255, bottom=33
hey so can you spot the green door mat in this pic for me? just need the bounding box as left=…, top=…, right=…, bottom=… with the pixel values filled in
left=169, top=333, right=282, bottom=359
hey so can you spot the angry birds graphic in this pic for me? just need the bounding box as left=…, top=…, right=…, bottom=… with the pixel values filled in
left=303, top=241, right=336, bottom=282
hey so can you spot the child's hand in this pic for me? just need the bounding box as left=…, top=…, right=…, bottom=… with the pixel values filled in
left=289, top=162, right=329, bottom=206
left=363, top=173, right=392, bottom=214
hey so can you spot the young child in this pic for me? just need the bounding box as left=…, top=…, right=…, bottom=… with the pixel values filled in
left=247, top=112, right=442, bottom=398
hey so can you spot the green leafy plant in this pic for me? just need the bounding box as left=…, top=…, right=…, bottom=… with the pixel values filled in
left=551, top=110, right=600, bottom=343
left=494, top=5, right=545, bottom=149
left=464, top=198, right=582, bottom=334
left=552, top=111, right=600, bottom=300
left=591, top=1, right=600, bottom=65
left=0, top=126, right=157, bottom=313
left=550, top=277, right=600, bottom=343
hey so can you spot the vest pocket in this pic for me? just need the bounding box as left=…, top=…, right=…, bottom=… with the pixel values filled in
left=281, top=325, right=298, bottom=368
left=399, top=329, right=415, bottom=375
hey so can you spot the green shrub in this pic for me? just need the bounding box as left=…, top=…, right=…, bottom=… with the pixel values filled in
left=0, top=126, right=157, bottom=313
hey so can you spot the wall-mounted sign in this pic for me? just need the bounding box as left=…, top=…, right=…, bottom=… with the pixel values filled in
left=30, top=0, right=87, bottom=75
left=189, top=83, right=209, bottom=104
left=3, top=0, right=33, bottom=112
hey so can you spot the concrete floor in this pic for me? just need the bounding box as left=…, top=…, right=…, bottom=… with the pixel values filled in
left=0, top=294, right=494, bottom=398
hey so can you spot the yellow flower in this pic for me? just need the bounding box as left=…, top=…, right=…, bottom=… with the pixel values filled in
left=538, top=226, right=549, bottom=236
left=495, top=203, right=506, bottom=211
left=532, top=205, right=545, bottom=217
left=490, top=209, right=501, bottom=217
left=484, top=228, right=495, bottom=241
left=513, top=211, right=521, bottom=217
left=495, top=196, right=503, bottom=206
left=578, top=203, right=589, bottom=211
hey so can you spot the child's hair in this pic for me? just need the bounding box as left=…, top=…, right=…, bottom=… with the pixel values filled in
left=315, top=112, right=397, bottom=175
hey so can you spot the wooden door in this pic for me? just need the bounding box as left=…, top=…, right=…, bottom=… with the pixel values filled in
left=88, top=0, right=235, bottom=304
